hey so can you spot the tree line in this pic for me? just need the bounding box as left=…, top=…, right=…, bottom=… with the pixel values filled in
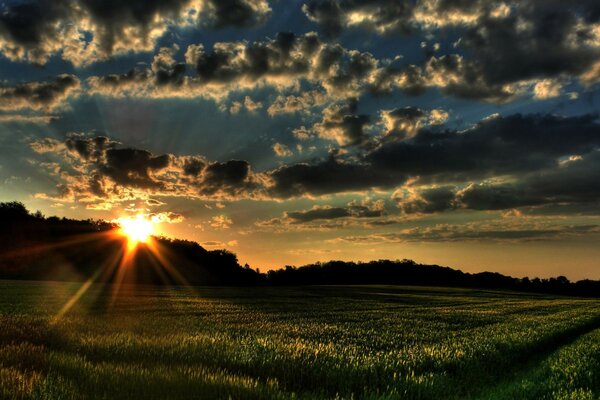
left=1, top=201, right=598, bottom=297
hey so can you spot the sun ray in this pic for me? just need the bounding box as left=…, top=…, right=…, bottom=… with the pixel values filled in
left=145, top=238, right=191, bottom=287
left=1, top=230, right=114, bottom=260
left=52, top=241, right=124, bottom=323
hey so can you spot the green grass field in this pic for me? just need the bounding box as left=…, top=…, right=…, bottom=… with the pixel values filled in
left=1, top=281, right=599, bottom=400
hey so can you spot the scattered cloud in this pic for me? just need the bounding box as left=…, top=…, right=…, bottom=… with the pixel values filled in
left=0, top=75, right=79, bottom=111
left=0, top=0, right=271, bottom=66
left=272, top=143, right=293, bottom=157
left=210, top=214, right=233, bottom=229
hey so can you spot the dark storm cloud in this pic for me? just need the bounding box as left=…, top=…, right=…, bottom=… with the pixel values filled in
left=458, top=151, right=600, bottom=211
left=267, top=154, right=403, bottom=198
left=0, top=0, right=271, bottom=65
left=200, top=160, right=257, bottom=196
left=368, top=113, right=600, bottom=181
left=100, top=148, right=171, bottom=189
left=0, top=75, right=79, bottom=111
left=394, top=150, right=600, bottom=214
left=266, top=112, right=600, bottom=205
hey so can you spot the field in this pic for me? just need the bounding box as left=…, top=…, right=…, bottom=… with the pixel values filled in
left=1, top=281, right=599, bottom=399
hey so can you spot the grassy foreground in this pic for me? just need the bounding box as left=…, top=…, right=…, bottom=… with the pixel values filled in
left=1, top=281, right=599, bottom=399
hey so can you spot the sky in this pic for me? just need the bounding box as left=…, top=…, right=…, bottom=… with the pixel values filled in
left=1, top=0, right=600, bottom=279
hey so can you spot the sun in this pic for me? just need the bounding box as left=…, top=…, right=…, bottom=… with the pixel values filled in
left=118, top=215, right=154, bottom=245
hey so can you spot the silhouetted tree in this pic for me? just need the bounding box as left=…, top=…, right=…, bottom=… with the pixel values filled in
left=1, top=202, right=599, bottom=296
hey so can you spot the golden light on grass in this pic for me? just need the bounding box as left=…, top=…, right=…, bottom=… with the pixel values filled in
left=118, top=215, right=155, bottom=246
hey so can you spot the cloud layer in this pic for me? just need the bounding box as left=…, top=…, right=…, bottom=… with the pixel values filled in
left=0, top=0, right=271, bottom=66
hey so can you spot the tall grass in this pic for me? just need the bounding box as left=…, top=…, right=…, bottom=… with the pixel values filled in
left=1, top=282, right=599, bottom=399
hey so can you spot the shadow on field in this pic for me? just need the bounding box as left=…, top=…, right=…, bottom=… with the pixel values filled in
left=473, top=314, right=600, bottom=398
left=0, top=316, right=55, bottom=399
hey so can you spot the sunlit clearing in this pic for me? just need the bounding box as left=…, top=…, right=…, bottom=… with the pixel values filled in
left=118, top=215, right=154, bottom=246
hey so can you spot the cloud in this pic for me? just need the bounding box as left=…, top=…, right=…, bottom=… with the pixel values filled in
left=301, top=0, right=513, bottom=36
left=458, top=2, right=600, bottom=87
left=413, top=0, right=511, bottom=28
left=267, top=90, right=326, bottom=116
left=0, top=113, right=58, bottom=124
left=458, top=151, right=600, bottom=210
left=312, top=99, right=370, bottom=146
left=380, top=106, right=448, bottom=139
left=533, top=79, right=563, bottom=100
left=0, top=0, right=271, bottom=66
left=272, top=143, right=293, bottom=157
left=150, top=211, right=185, bottom=224
left=30, top=133, right=262, bottom=204
left=301, top=1, right=600, bottom=102
left=199, top=0, right=271, bottom=28
left=265, top=111, right=600, bottom=206
left=302, top=0, right=415, bottom=37
left=87, top=32, right=382, bottom=100
left=182, top=32, right=383, bottom=99
left=292, top=126, right=313, bottom=141
left=28, top=112, right=600, bottom=215
left=285, top=201, right=384, bottom=223
left=287, top=206, right=351, bottom=222
left=0, top=75, right=79, bottom=111
left=100, top=148, right=171, bottom=189
left=266, top=152, right=402, bottom=198
left=209, top=214, right=233, bottom=229
left=227, top=96, right=263, bottom=114
left=86, top=46, right=190, bottom=98
left=396, top=54, right=527, bottom=103
left=199, top=160, right=257, bottom=197
left=201, top=239, right=239, bottom=247
left=393, top=150, right=600, bottom=214
left=2, top=2, right=597, bottom=109
left=334, top=223, right=600, bottom=244
left=393, top=185, right=457, bottom=214
left=368, top=113, right=600, bottom=182
left=81, top=30, right=560, bottom=105
left=409, top=2, right=600, bottom=98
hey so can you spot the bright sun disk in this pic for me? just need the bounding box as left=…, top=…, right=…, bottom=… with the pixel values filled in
left=118, top=215, right=154, bottom=244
